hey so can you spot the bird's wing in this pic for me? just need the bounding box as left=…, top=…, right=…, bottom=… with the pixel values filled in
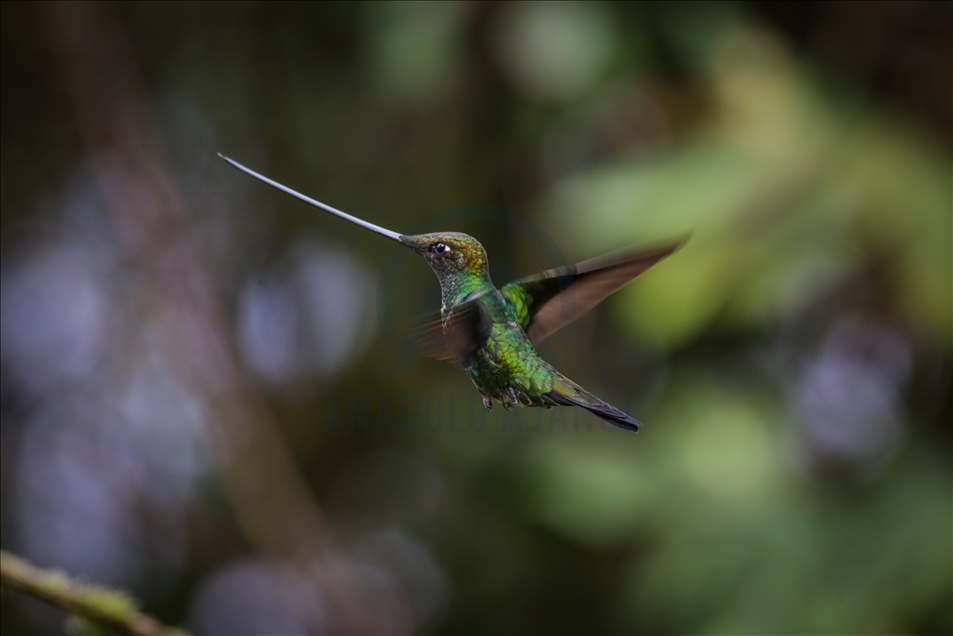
left=411, top=295, right=494, bottom=364
left=500, top=238, right=686, bottom=344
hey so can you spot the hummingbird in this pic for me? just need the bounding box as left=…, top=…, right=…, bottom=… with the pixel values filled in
left=220, top=154, right=683, bottom=432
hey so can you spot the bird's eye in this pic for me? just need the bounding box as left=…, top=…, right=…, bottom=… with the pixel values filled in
left=433, top=242, right=449, bottom=255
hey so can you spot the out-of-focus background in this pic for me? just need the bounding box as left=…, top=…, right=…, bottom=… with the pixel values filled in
left=1, top=2, right=950, bottom=634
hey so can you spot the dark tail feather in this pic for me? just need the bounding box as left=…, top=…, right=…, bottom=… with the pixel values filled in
left=546, top=374, right=643, bottom=433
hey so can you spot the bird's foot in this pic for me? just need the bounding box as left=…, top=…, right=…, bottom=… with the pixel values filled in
left=482, top=396, right=492, bottom=411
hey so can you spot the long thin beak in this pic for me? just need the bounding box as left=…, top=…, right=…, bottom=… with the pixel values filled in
left=219, top=153, right=404, bottom=242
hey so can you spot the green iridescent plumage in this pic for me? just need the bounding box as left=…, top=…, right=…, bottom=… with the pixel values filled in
left=220, top=155, right=684, bottom=432
left=404, top=233, right=681, bottom=430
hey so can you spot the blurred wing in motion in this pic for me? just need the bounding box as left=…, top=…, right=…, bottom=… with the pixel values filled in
left=501, top=238, right=687, bottom=344
left=411, top=296, right=493, bottom=365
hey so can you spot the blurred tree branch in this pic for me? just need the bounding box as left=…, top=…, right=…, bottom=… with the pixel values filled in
left=0, top=550, right=186, bottom=636
left=38, top=2, right=400, bottom=632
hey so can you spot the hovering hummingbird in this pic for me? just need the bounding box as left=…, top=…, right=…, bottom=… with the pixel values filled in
left=220, top=154, right=683, bottom=432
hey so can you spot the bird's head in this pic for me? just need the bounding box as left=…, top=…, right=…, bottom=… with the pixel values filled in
left=400, top=232, right=488, bottom=281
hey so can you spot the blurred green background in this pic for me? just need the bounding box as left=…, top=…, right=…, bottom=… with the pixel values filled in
left=1, top=2, right=950, bottom=634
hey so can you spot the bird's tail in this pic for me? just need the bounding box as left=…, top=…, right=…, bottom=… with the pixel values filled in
left=546, top=373, right=642, bottom=433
